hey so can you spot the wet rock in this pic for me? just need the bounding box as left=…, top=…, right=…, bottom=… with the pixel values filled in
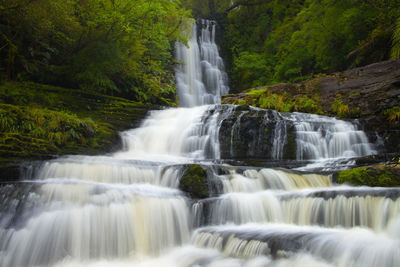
left=178, top=165, right=212, bottom=199
left=218, top=108, right=296, bottom=161
left=222, top=60, right=400, bottom=154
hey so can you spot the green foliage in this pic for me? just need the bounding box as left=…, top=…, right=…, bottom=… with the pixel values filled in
left=383, top=106, right=400, bottom=122
left=258, top=93, right=291, bottom=112
left=330, top=94, right=360, bottom=118
left=241, top=88, right=323, bottom=114
left=245, top=88, right=268, bottom=98
left=0, top=104, right=97, bottom=146
left=233, top=52, right=272, bottom=89
left=197, top=0, right=400, bottom=92
left=294, top=96, right=323, bottom=114
left=0, top=0, right=191, bottom=105
left=0, top=81, right=153, bottom=159
left=392, top=18, right=400, bottom=59
left=337, top=166, right=400, bottom=187
left=331, top=96, right=350, bottom=118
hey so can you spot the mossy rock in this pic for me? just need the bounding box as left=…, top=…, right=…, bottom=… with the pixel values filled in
left=179, top=165, right=209, bottom=199
left=336, top=165, right=400, bottom=187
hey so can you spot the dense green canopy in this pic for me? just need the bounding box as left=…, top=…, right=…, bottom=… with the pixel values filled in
left=2, top=0, right=399, bottom=98
left=183, top=0, right=400, bottom=92
left=0, top=0, right=191, bottom=104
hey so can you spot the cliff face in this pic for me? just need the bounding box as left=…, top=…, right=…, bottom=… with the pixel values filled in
left=222, top=60, right=400, bottom=154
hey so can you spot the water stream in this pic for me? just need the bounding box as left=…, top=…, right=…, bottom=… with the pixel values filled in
left=0, top=19, right=398, bottom=267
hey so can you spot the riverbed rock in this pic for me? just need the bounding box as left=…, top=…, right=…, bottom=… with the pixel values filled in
left=179, top=165, right=210, bottom=199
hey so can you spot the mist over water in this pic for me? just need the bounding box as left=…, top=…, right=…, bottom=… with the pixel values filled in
left=0, top=20, right=397, bottom=267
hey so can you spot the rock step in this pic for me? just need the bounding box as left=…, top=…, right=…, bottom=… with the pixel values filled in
left=193, top=223, right=400, bottom=266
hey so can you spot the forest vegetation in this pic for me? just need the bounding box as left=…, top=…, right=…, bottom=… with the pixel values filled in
left=0, top=0, right=191, bottom=104
left=0, top=0, right=191, bottom=160
left=183, top=0, right=400, bottom=92
left=1, top=0, right=400, bottom=162
left=2, top=0, right=400, bottom=98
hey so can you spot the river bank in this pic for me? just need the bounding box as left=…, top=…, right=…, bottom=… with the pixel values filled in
left=1, top=60, right=399, bottom=184
left=0, top=82, right=157, bottom=179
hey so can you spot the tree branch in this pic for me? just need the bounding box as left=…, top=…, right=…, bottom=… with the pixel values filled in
left=224, top=1, right=264, bottom=14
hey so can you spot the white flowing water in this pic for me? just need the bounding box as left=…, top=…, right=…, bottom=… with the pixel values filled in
left=285, top=112, right=376, bottom=160
left=0, top=19, right=398, bottom=267
left=175, top=19, right=229, bottom=107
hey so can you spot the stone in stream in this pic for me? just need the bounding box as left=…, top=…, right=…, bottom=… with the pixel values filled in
left=179, top=164, right=213, bottom=199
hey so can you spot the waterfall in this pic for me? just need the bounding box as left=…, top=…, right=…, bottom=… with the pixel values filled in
left=219, top=107, right=376, bottom=163
left=175, top=19, right=229, bottom=107
left=1, top=19, right=399, bottom=267
left=286, top=112, right=376, bottom=160
left=192, top=223, right=400, bottom=267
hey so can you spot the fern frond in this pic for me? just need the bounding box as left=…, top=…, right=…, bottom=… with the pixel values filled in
left=391, top=18, right=400, bottom=59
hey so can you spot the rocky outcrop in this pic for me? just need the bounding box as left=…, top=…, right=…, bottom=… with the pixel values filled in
left=222, top=60, right=400, bottom=154
left=223, top=60, right=400, bottom=117
left=178, top=164, right=225, bottom=199
left=217, top=106, right=296, bottom=162
left=179, top=165, right=210, bottom=199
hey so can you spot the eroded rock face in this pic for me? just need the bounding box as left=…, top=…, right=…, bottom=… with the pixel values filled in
left=317, top=60, right=400, bottom=117
left=218, top=107, right=296, bottom=161
left=222, top=60, right=400, bottom=154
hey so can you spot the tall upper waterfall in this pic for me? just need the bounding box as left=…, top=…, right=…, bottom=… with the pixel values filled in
left=175, top=19, right=229, bottom=107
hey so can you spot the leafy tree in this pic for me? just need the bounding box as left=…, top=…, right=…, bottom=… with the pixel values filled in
left=185, top=0, right=400, bottom=92
left=0, top=0, right=191, bottom=105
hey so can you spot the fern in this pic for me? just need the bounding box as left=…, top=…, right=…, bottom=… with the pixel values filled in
left=384, top=107, right=400, bottom=122
left=246, top=88, right=268, bottom=98
left=31, top=127, right=46, bottom=138
left=391, top=18, right=400, bottom=59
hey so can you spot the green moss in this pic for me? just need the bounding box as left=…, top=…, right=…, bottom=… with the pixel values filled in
left=237, top=99, right=247, bottom=106
left=245, top=88, right=268, bottom=98
left=179, top=165, right=209, bottom=199
left=337, top=166, right=400, bottom=187
left=0, top=104, right=97, bottom=145
left=0, top=81, right=152, bottom=163
left=237, top=87, right=324, bottom=115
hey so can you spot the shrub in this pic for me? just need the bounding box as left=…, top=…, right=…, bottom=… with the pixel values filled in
left=0, top=104, right=97, bottom=146
left=383, top=106, right=400, bottom=122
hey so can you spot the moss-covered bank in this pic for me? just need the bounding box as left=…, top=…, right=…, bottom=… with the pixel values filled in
left=0, top=82, right=157, bottom=169
left=336, top=164, right=400, bottom=187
